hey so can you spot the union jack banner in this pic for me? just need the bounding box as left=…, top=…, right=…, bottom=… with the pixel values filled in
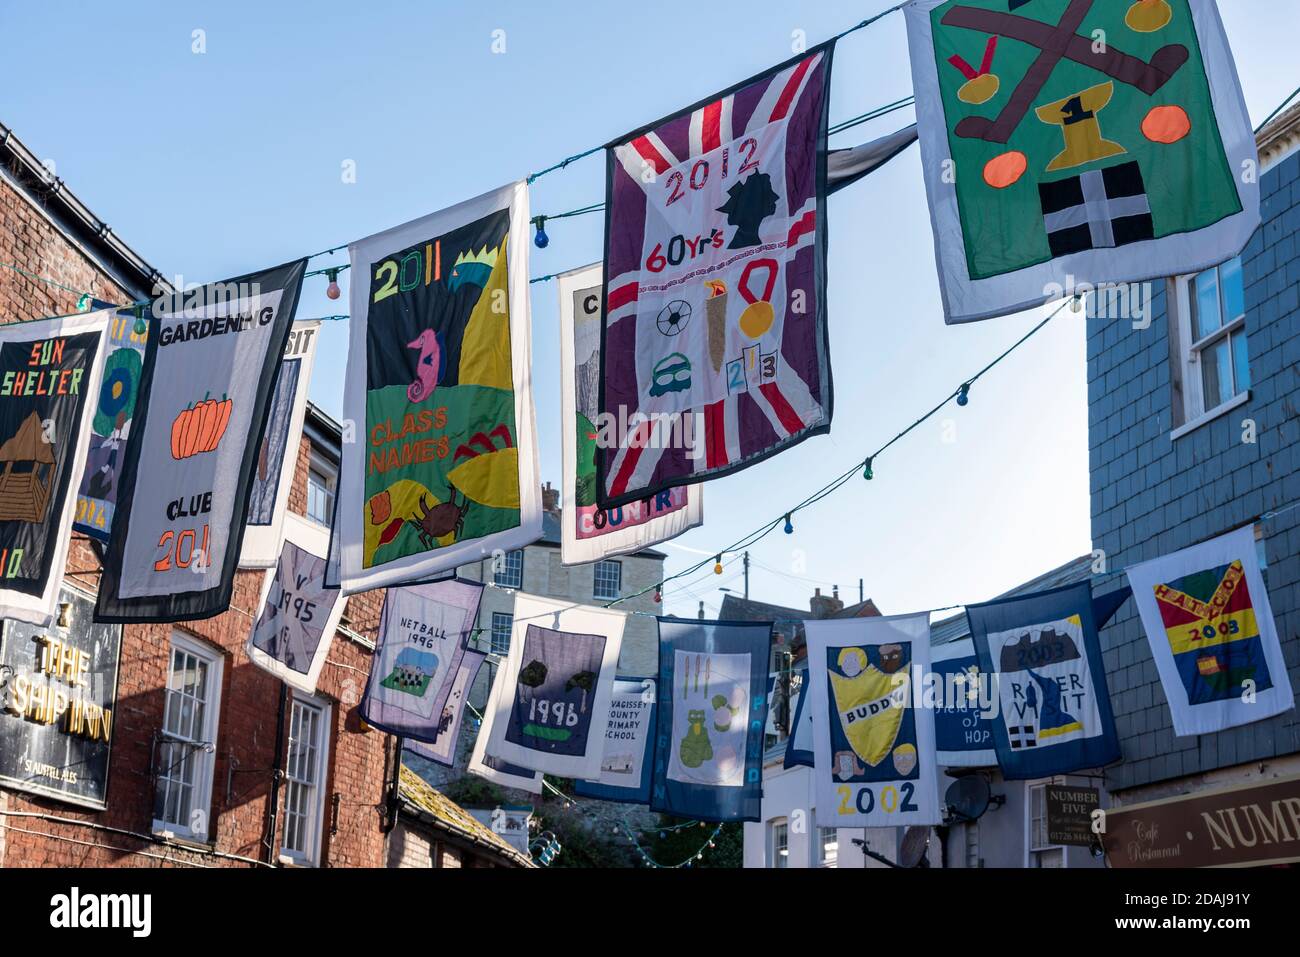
left=596, top=45, right=835, bottom=509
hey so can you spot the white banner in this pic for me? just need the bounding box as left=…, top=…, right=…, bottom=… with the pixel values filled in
left=482, top=592, right=625, bottom=779
left=240, top=320, right=321, bottom=568
left=806, top=613, right=941, bottom=828
left=1127, top=526, right=1294, bottom=736
left=245, top=512, right=345, bottom=693
left=332, top=181, right=541, bottom=593
left=0, top=310, right=108, bottom=625
left=558, top=263, right=702, bottom=565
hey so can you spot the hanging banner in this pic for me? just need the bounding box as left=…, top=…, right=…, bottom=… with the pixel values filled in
left=596, top=45, right=835, bottom=510
left=1126, top=526, right=1294, bottom=737
left=0, top=311, right=107, bottom=626
left=240, top=321, right=321, bottom=568
left=782, top=665, right=813, bottom=769
left=95, top=260, right=306, bottom=623
left=73, top=309, right=146, bottom=542
left=403, top=646, right=487, bottom=767
left=651, top=618, right=770, bottom=822
left=469, top=665, right=543, bottom=794
left=558, top=264, right=702, bottom=564
left=966, top=581, right=1127, bottom=780
left=331, top=181, right=541, bottom=593
left=932, top=637, right=997, bottom=767
left=360, top=577, right=484, bottom=742
left=574, top=677, right=657, bottom=805
left=482, top=592, right=625, bottom=779
left=904, top=0, right=1259, bottom=324
left=244, top=512, right=345, bottom=694
left=806, top=614, right=941, bottom=828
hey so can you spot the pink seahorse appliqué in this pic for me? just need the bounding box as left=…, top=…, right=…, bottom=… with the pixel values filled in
left=406, top=329, right=443, bottom=403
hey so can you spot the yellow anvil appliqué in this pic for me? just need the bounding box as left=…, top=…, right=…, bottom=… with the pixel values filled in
left=829, top=648, right=909, bottom=768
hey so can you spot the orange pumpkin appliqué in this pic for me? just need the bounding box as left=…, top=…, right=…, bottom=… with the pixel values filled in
left=171, top=394, right=233, bottom=459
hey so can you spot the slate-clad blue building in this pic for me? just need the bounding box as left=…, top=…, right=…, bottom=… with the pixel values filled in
left=1089, top=105, right=1300, bottom=807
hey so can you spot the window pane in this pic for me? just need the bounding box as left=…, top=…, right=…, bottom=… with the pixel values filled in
left=1219, top=256, right=1244, bottom=322
left=494, top=550, right=523, bottom=589
left=1232, top=329, right=1250, bottom=393
left=1201, top=337, right=1233, bottom=410
left=594, top=560, right=622, bottom=600
left=1193, top=267, right=1222, bottom=340
left=490, top=613, right=513, bottom=656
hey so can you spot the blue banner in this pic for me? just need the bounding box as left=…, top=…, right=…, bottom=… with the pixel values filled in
left=931, top=638, right=996, bottom=767
left=782, top=666, right=813, bottom=769
left=966, top=581, right=1127, bottom=780
left=652, top=618, right=771, bottom=822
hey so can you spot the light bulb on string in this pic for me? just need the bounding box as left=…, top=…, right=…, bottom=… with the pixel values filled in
left=783, top=513, right=793, bottom=535
left=653, top=588, right=662, bottom=604
left=956, top=383, right=970, bottom=407
left=76, top=293, right=91, bottom=312
left=863, top=457, right=874, bottom=481
left=325, top=268, right=342, bottom=301
left=533, top=217, right=550, bottom=249
left=713, top=555, right=723, bottom=575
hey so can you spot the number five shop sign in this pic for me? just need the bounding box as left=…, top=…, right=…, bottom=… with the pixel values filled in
left=0, top=586, right=121, bottom=809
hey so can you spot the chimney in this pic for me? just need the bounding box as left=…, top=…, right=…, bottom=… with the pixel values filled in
left=541, top=481, right=560, bottom=514
left=810, top=586, right=844, bottom=619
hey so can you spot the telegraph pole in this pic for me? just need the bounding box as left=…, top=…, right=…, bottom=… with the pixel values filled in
left=743, top=551, right=750, bottom=599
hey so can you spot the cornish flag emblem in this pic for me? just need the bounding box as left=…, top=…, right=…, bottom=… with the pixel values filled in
left=1007, top=724, right=1037, bottom=750
left=1038, top=161, right=1155, bottom=257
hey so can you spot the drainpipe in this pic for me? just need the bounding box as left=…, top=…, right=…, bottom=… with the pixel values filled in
left=383, top=736, right=405, bottom=834
left=264, top=682, right=288, bottom=865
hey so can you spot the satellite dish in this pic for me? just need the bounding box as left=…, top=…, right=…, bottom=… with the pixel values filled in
left=945, top=775, right=992, bottom=823
left=898, top=826, right=931, bottom=869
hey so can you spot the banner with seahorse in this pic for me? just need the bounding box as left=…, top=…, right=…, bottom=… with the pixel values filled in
left=330, top=182, right=542, bottom=593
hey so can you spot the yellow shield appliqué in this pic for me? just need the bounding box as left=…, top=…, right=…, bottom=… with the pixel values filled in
left=829, top=648, right=909, bottom=768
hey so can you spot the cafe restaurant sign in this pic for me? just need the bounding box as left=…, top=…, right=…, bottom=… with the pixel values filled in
left=1102, top=774, right=1300, bottom=868
left=0, top=586, right=120, bottom=808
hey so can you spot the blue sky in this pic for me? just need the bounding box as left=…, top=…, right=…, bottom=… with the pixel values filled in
left=1, top=1, right=1292, bottom=620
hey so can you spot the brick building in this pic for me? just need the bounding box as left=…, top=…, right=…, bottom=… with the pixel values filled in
left=0, top=121, right=402, bottom=868
left=1087, top=106, right=1300, bottom=851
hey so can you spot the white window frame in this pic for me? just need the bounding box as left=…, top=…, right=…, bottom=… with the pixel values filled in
left=153, top=632, right=223, bottom=842
left=768, top=818, right=789, bottom=869
left=965, top=818, right=981, bottom=869
left=1024, top=777, right=1068, bottom=869
left=817, top=825, right=838, bottom=868
left=281, top=693, right=331, bottom=867
left=494, top=549, right=524, bottom=589
left=490, top=612, right=514, bottom=657
left=305, top=452, right=337, bottom=527
left=593, top=559, right=622, bottom=601
left=1169, top=257, right=1250, bottom=440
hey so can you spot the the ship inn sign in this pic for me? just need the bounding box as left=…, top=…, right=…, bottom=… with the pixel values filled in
left=0, top=586, right=121, bottom=808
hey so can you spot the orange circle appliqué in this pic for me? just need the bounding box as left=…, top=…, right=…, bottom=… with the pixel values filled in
left=1142, top=105, right=1191, bottom=144
left=983, top=151, right=1027, bottom=189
